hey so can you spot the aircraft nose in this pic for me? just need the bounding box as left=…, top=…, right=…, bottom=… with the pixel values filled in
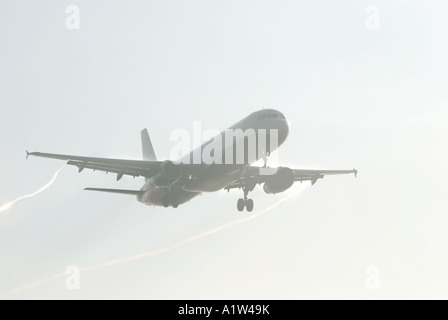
left=278, top=118, right=289, bottom=145
left=266, top=118, right=289, bottom=147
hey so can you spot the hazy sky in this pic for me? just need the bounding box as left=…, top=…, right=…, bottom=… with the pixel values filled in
left=1, top=0, right=447, bottom=299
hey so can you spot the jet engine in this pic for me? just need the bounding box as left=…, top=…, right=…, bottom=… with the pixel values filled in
left=263, top=167, right=295, bottom=194
left=150, top=161, right=181, bottom=187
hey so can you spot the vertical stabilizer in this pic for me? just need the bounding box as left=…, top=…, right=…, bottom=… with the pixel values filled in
left=141, top=129, right=157, bottom=161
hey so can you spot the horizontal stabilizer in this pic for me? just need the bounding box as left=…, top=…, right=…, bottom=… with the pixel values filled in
left=84, top=188, right=142, bottom=195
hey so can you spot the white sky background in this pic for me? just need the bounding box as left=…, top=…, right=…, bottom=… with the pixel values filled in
left=0, top=0, right=447, bottom=299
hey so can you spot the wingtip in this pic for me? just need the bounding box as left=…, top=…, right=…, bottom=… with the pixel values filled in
left=26, top=150, right=30, bottom=160
left=354, top=169, right=358, bottom=178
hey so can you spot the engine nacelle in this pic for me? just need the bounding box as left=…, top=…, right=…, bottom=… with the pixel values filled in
left=263, top=167, right=295, bottom=194
left=150, top=161, right=181, bottom=187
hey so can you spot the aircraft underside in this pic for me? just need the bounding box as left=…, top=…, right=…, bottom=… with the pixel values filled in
left=138, top=164, right=246, bottom=209
left=137, top=186, right=201, bottom=208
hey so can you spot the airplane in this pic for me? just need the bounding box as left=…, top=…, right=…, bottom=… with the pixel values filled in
left=27, top=109, right=357, bottom=212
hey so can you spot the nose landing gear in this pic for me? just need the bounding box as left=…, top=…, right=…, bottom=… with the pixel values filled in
left=262, top=151, right=270, bottom=168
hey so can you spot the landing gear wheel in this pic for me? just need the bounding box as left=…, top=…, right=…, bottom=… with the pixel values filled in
left=171, top=198, right=179, bottom=208
left=236, top=183, right=256, bottom=212
left=237, top=198, right=245, bottom=212
left=162, top=195, right=170, bottom=208
left=246, top=199, right=254, bottom=212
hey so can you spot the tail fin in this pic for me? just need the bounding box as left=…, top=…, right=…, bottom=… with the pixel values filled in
left=141, top=129, right=157, bottom=161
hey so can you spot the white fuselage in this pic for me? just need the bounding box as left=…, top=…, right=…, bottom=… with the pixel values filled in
left=137, top=109, right=289, bottom=207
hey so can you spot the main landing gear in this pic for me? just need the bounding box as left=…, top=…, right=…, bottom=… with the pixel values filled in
left=162, top=195, right=179, bottom=208
left=237, top=186, right=254, bottom=212
left=235, top=151, right=270, bottom=212
left=237, top=198, right=253, bottom=212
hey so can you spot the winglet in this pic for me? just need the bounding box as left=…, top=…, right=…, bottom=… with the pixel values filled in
left=26, top=150, right=30, bottom=160
left=354, top=169, right=358, bottom=178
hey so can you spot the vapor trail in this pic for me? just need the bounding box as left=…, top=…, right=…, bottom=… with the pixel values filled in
left=0, top=166, right=65, bottom=214
left=5, top=194, right=294, bottom=297
left=82, top=194, right=293, bottom=272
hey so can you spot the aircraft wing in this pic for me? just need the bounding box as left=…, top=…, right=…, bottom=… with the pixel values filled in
left=290, top=168, right=357, bottom=184
left=27, top=151, right=163, bottom=180
left=225, top=166, right=357, bottom=190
